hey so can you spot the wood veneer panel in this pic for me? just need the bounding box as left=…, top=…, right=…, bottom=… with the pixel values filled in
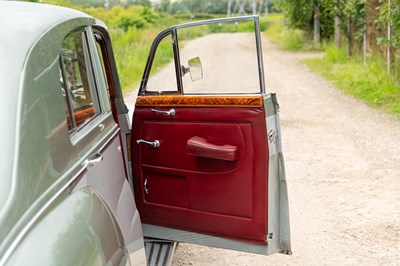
left=135, top=95, right=263, bottom=107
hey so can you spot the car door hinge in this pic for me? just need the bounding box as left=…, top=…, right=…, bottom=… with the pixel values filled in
left=126, top=133, right=131, bottom=162
left=268, top=129, right=276, bottom=144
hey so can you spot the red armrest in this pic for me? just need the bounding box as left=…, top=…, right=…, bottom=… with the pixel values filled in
left=187, top=136, right=239, bottom=161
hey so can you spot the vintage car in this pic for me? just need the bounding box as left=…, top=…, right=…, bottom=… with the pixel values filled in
left=0, top=1, right=291, bottom=265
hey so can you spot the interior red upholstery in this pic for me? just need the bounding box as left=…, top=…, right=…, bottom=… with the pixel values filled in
left=132, top=104, right=269, bottom=244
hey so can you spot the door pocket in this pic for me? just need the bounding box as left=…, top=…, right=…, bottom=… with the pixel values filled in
left=144, top=170, right=188, bottom=208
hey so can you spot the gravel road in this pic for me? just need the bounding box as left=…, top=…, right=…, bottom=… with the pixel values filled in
left=164, top=34, right=400, bottom=265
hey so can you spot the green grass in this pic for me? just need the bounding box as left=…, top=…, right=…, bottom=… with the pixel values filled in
left=264, top=12, right=400, bottom=116
left=303, top=45, right=400, bottom=115
left=265, top=13, right=305, bottom=51
left=264, top=13, right=326, bottom=52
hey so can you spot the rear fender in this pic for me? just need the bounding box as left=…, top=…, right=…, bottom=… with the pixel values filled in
left=4, top=188, right=128, bottom=265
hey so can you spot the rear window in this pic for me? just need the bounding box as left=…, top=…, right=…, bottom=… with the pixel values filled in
left=59, top=29, right=101, bottom=133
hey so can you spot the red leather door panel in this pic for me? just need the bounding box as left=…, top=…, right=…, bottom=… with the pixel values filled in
left=132, top=95, right=269, bottom=244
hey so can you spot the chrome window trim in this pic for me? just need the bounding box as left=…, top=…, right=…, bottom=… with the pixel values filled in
left=60, top=26, right=112, bottom=141
left=60, top=26, right=116, bottom=149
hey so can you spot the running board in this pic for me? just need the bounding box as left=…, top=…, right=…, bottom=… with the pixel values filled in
left=144, top=238, right=177, bottom=266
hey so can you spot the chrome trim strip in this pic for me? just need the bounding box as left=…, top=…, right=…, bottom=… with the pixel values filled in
left=254, top=17, right=266, bottom=95
left=143, top=224, right=268, bottom=255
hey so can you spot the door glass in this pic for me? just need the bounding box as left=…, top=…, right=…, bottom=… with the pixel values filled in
left=146, top=34, right=177, bottom=93
left=60, top=29, right=101, bottom=131
left=178, top=20, right=260, bottom=94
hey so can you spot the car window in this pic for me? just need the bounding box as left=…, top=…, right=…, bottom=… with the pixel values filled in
left=140, top=17, right=263, bottom=96
left=178, top=21, right=260, bottom=94
left=60, top=29, right=101, bottom=132
left=146, top=34, right=177, bottom=94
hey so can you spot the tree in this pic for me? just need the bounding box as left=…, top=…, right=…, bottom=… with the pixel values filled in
left=377, top=0, right=400, bottom=73
left=273, top=0, right=335, bottom=41
left=125, top=0, right=151, bottom=7
left=343, top=0, right=366, bottom=55
left=154, top=0, right=171, bottom=13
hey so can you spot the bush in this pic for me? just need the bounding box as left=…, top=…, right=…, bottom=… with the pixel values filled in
left=119, top=16, right=148, bottom=31
left=282, top=29, right=305, bottom=51
left=323, top=44, right=347, bottom=64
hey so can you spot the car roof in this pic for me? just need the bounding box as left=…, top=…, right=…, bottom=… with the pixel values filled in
left=0, top=1, right=91, bottom=93
left=0, top=1, right=93, bottom=215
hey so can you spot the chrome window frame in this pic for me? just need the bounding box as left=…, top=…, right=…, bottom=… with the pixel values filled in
left=59, top=26, right=112, bottom=145
left=139, top=15, right=266, bottom=96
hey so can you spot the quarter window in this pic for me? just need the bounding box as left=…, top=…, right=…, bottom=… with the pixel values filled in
left=60, top=29, right=100, bottom=132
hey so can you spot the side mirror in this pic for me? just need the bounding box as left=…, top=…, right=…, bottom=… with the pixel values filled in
left=188, top=57, right=203, bottom=81
left=180, top=57, right=203, bottom=81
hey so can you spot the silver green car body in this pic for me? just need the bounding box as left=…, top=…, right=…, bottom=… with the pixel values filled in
left=0, top=2, right=144, bottom=265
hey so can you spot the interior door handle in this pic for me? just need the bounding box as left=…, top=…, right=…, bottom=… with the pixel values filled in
left=151, top=108, right=175, bottom=116
left=144, top=178, right=149, bottom=194
left=187, top=136, right=238, bottom=161
left=136, top=139, right=160, bottom=148
left=82, top=152, right=103, bottom=170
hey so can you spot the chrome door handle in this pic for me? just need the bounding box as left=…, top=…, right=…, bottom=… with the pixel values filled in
left=144, top=178, right=149, bottom=194
left=82, top=152, right=103, bottom=170
left=151, top=108, right=175, bottom=116
left=136, top=139, right=160, bottom=148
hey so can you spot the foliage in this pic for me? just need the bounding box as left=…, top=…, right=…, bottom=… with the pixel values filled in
left=154, top=0, right=272, bottom=16
left=273, top=0, right=313, bottom=30
left=342, top=0, right=366, bottom=41
left=265, top=13, right=318, bottom=51
left=49, top=0, right=151, bottom=8
left=272, top=0, right=334, bottom=40
left=172, top=13, right=217, bottom=20
left=83, top=5, right=159, bottom=30
left=126, top=0, right=151, bottom=7
left=282, top=29, right=306, bottom=51
left=264, top=13, right=285, bottom=43
left=154, top=0, right=228, bottom=15
left=322, top=43, right=347, bottom=64
left=376, top=0, right=400, bottom=49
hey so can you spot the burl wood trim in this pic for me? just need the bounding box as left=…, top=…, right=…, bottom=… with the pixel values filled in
left=66, top=106, right=95, bottom=130
left=135, top=95, right=263, bottom=107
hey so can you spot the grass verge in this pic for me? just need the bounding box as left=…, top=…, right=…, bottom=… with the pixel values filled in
left=265, top=13, right=316, bottom=52
left=303, top=44, right=400, bottom=115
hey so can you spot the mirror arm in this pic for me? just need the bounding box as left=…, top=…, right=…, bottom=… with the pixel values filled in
left=180, top=65, right=190, bottom=76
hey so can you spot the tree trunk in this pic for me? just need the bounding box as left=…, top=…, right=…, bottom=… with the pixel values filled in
left=334, top=15, right=341, bottom=47
left=347, top=18, right=353, bottom=56
left=314, top=4, right=321, bottom=44
left=334, top=4, right=341, bottom=47
left=227, top=0, right=232, bottom=17
left=365, top=0, right=381, bottom=52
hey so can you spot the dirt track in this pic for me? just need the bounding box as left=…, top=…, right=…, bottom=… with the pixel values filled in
left=165, top=34, right=400, bottom=265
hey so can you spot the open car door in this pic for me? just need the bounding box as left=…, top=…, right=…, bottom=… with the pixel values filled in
left=131, top=16, right=291, bottom=255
